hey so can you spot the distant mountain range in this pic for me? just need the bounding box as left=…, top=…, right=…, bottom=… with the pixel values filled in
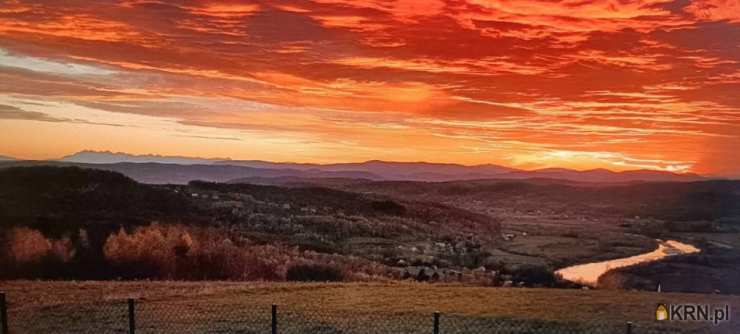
left=0, top=161, right=376, bottom=184
left=60, top=150, right=223, bottom=165
left=219, top=159, right=518, bottom=181
left=59, top=151, right=706, bottom=183
left=501, top=168, right=703, bottom=183
left=44, top=150, right=706, bottom=184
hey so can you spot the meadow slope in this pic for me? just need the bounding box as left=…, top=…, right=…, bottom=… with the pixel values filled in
left=1, top=281, right=738, bottom=333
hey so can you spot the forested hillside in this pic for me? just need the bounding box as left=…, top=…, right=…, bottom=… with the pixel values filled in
left=0, top=167, right=500, bottom=282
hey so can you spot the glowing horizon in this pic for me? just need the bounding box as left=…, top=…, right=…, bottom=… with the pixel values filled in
left=1, top=0, right=738, bottom=176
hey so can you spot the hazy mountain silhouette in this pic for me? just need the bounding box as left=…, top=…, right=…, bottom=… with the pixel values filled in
left=500, top=168, right=703, bottom=183
left=0, top=154, right=15, bottom=161
left=51, top=150, right=705, bottom=183
left=220, top=159, right=517, bottom=181
left=60, top=150, right=223, bottom=165
left=0, top=161, right=378, bottom=184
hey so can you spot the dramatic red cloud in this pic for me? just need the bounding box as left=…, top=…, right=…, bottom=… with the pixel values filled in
left=0, top=0, right=738, bottom=175
left=685, top=0, right=740, bottom=23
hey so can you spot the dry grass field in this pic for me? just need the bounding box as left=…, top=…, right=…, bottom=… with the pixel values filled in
left=1, top=281, right=738, bottom=333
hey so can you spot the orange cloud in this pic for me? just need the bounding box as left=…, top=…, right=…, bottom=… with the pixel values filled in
left=453, top=0, right=690, bottom=40
left=187, top=3, right=260, bottom=18
left=685, top=0, right=740, bottom=23
left=0, top=0, right=738, bottom=175
left=0, top=14, right=149, bottom=43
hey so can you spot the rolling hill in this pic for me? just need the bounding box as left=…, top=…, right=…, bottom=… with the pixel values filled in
left=332, top=179, right=740, bottom=222
left=0, top=166, right=501, bottom=281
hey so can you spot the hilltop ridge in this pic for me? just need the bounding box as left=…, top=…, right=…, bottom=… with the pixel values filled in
left=47, top=150, right=705, bottom=183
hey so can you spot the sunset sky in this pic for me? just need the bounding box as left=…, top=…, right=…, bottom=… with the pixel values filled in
left=0, top=0, right=738, bottom=175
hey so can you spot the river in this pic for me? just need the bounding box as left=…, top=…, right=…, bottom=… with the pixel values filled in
left=554, top=240, right=700, bottom=287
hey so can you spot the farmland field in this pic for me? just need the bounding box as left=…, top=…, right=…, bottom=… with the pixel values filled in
left=1, top=281, right=738, bottom=333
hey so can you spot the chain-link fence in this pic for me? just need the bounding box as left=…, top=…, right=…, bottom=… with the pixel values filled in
left=0, top=292, right=729, bottom=334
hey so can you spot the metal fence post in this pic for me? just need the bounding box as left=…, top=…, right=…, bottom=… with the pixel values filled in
left=433, top=311, right=440, bottom=334
left=1, top=293, right=8, bottom=334
left=128, top=299, right=136, bottom=334
left=625, top=321, right=633, bottom=334
left=271, top=304, right=277, bottom=334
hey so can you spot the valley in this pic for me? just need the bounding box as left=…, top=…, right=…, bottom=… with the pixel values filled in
left=1, top=164, right=738, bottom=293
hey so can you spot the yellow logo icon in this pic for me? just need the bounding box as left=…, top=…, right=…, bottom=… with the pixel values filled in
left=656, top=304, right=668, bottom=321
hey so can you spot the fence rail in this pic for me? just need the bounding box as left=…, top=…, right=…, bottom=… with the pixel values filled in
left=0, top=291, right=720, bottom=334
